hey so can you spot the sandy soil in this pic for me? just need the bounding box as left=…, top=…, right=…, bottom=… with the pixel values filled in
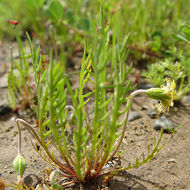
left=0, top=41, right=190, bottom=190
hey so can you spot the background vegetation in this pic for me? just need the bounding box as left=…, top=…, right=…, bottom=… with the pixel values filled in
left=1, top=0, right=190, bottom=54
left=2, top=0, right=190, bottom=101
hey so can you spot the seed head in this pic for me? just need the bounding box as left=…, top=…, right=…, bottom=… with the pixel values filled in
left=146, top=78, right=176, bottom=113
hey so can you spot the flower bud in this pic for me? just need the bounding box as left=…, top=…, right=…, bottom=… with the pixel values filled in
left=13, top=154, right=26, bottom=178
left=146, top=88, right=171, bottom=102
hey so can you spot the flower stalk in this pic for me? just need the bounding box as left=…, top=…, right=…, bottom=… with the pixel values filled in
left=108, top=78, right=176, bottom=163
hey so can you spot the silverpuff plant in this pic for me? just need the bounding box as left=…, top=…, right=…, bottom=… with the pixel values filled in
left=12, top=11, right=176, bottom=189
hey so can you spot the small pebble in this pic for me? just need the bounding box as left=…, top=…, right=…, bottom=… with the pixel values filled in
left=168, top=158, right=176, bottom=163
left=154, top=116, right=174, bottom=132
left=10, top=116, right=16, bottom=121
left=182, top=95, right=190, bottom=105
left=128, top=111, right=142, bottom=121
left=141, top=105, right=148, bottom=110
left=0, top=104, right=12, bottom=116
left=147, top=110, right=157, bottom=118
left=24, top=174, right=41, bottom=188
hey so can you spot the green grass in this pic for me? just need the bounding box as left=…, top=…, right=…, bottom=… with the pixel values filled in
left=1, top=0, right=190, bottom=55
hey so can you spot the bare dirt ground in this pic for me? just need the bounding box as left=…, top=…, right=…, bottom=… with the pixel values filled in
left=0, top=41, right=190, bottom=190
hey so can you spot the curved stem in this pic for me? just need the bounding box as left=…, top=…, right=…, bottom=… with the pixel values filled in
left=65, top=105, right=75, bottom=113
left=65, top=105, right=75, bottom=120
left=16, top=119, right=76, bottom=176
left=16, top=121, right=21, bottom=155
left=108, top=89, right=147, bottom=161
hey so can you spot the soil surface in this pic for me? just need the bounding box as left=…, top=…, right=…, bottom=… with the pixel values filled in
left=0, top=41, right=190, bottom=190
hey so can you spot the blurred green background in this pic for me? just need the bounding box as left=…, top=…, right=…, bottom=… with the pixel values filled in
left=1, top=0, right=190, bottom=54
